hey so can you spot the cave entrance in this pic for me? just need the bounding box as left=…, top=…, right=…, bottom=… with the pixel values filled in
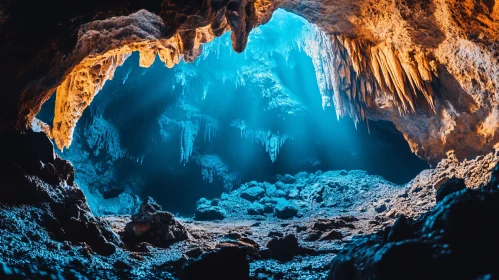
left=36, top=10, right=428, bottom=217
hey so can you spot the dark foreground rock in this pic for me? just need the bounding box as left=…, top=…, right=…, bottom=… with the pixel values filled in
left=435, top=177, right=466, bottom=202
left=0, top=131, right=120, bottom=256
left=266, top=234, right=301, bottom=262
left=180, top=247, right=250, bottom=280
left=124, top=197, right=188, bottom=248
left=329, top=167, right=499, bottom=280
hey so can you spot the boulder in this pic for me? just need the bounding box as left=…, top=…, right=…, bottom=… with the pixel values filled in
left=374, top=204, right=387, bottom=213
left=194, top=206, right=226, bottom=221
left=240, top=187, right=266, bottom=202
left=279, top=174, right=296, bottom=184
left=124, top=197, right=188, bottom=248
left=274, top=200, right=298, bottom=219
left=247, top=203, right=265, bottom=216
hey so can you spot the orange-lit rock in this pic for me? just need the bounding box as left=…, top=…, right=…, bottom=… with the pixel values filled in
left=1, top=0, right=498, bottom=162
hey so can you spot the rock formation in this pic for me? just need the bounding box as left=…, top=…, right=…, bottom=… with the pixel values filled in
left=0, top=130, right=120, bottom=255
left=1, top=2, right=499, bottom=279
left=329, top=166, right=499, bottom=280
left=124, top=197, right=189, bottom=248
left=1, top=0, right=498, bottom=163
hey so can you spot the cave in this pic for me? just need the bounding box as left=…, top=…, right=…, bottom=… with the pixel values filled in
left=1, top=1, right=499, bottom=279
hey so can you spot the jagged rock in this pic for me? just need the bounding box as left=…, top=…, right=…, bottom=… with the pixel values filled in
left=240, top=187, right=266, bottom=202
left=274, top=200, right=299, bottom=219
left=266, top=234, right=300, bottom=262
left=124, top=197, right=188, bottom=248
left=329, top=165, right=499, bottom=280
left=247, top=202, right=265, bottom=216
left=194, top=206, right=226, bottom=221
left=435, top=178, right=466, bottom=202
left=0, top=131, right=120, bottom=256
left=386, top=215, right=414, bottom=243
left=319, top=230, right=343, bottom=241
left=180, top=247, right=249, bottom=280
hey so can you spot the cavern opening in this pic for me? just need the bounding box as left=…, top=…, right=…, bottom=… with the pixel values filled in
left=37, top=10, right=427, bottom=216
left=2, top=1, right=499, bottom=279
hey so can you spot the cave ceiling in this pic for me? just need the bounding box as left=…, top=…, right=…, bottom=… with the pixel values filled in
left=0, top=0, right=498, bottom=164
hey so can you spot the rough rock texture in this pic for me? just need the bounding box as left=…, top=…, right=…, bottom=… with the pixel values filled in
left=279, top=0, right=499, bottom=164
left=0, top=159, right=497, bottom=279
left=413, top=150, right=499, bottom=189
left=195, top=170, right=402, bottom=221
left=124, top=197, right=188, bottom=248
left=0, top=1, right=275, bottom=148
left=1, top=0, right=498, bottom=163
left=329, top=164, right=499, bottom=280
left=0, top=130, right=120, bottom=255
left=367, top=151, right=499, bottom=220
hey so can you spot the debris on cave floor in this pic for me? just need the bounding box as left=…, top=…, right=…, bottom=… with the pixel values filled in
left=123, top=197, right=189, bottom=248
left=1, top=133, right=499, bottom=279
left=329, top=164, right=499, bottom=280
left=0, top=168, right=410, bottom=279
left=99, top=168, right=450, bottom=279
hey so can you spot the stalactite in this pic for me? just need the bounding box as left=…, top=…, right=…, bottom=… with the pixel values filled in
left=231, top=119, right=290, bottom=162
left=307, top=32, right=438, bottom=125
left=52, top=53, right=131, bottom=150
left=46, top=1, right=275, bottom=151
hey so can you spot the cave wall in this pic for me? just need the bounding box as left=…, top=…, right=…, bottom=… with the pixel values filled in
left=36, top=17, right=427, bottom=215
left=277, top=0, right=499, bottom=163
left=1, top=0, right=498, bottom=163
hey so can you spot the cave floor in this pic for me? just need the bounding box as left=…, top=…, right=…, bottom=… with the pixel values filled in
left=0, top=169, right=439, bottom=279
left=103, top=214, right=384, bottom=279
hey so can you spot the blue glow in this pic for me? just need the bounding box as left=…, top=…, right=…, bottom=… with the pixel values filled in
left=37, top=10, right=427, bottom=215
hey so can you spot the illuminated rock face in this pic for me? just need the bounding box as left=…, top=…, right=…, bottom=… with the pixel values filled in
left=1, top=0, right=498, bottom=162
left=280, top=0, right=499, bottom=163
